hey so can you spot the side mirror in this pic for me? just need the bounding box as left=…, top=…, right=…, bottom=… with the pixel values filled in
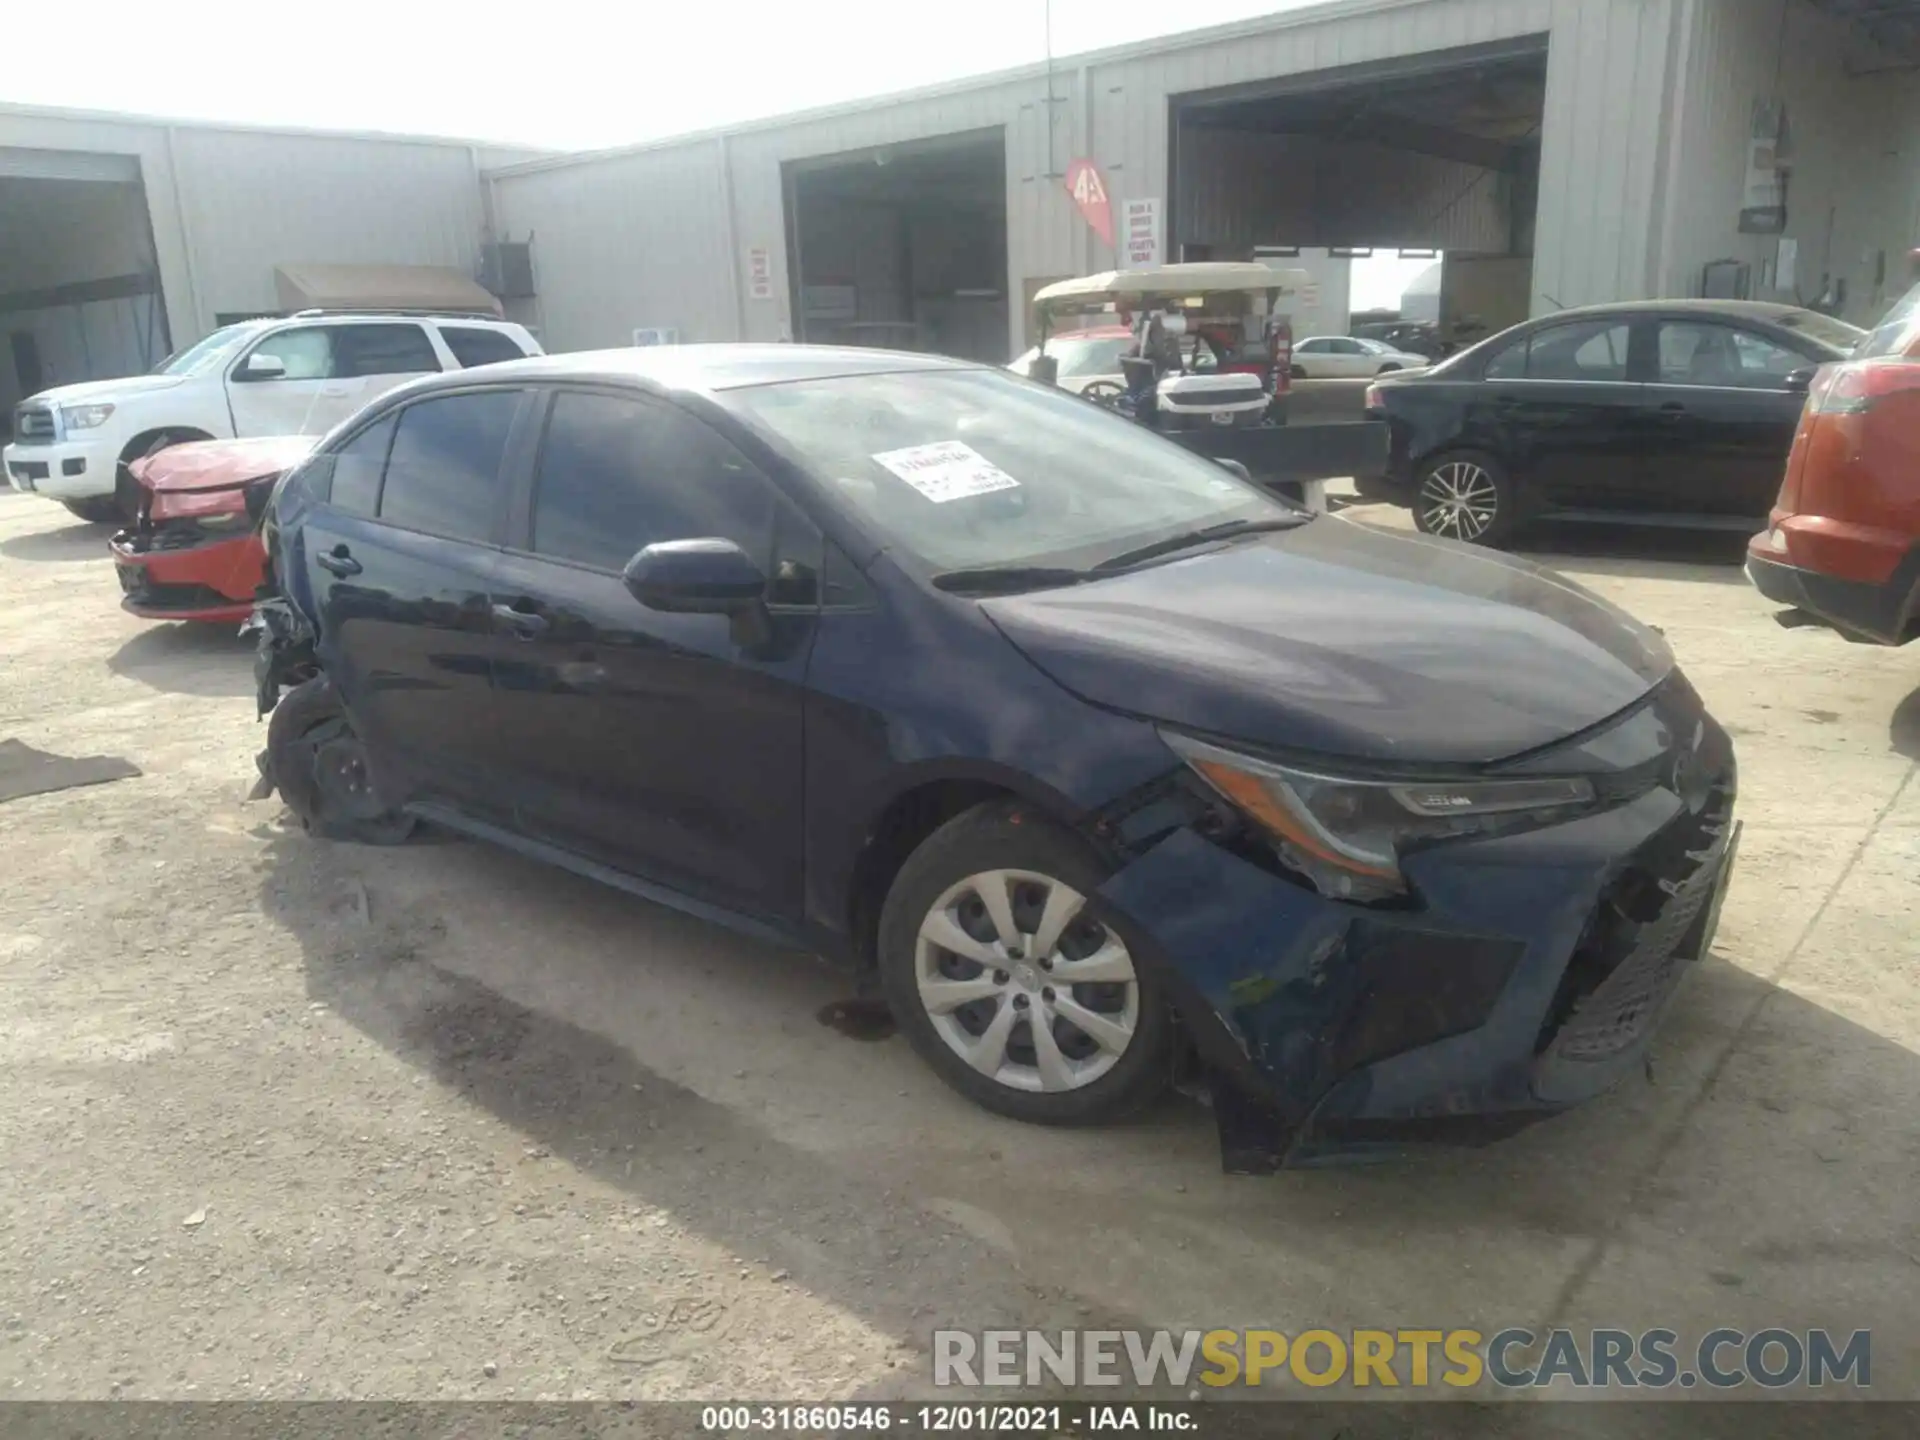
left=1783, top=367, right=1816, bottom=395
left=240, top=352, right=287, bottom=381
left=1214, top=458, right=1254, bottom=483
left=622, top=538, right=766, bottom=613
left=1027, top=353, right=1060, bottom=386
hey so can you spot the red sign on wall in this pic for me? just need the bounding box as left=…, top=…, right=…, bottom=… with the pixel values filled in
left=1064, top=159, right=1115, bottom=248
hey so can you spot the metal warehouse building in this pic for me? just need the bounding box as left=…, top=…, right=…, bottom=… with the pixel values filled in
left=5, top=0, right=1919, bottom=403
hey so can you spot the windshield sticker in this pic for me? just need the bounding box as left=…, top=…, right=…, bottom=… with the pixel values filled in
left=871, top=441, right=1021, bottom=504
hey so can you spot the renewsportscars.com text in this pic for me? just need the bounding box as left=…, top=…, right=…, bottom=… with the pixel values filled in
left=933, top=1327, right=1871, bottom=1391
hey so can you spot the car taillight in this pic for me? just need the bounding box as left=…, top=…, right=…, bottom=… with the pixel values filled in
left=1365, top=382, right=1386, bottom=411
left=1810, top=358, right=1920, bottom=414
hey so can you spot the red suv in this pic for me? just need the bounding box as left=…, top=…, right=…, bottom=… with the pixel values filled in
left=1747, top=274, right=1920, bottom=643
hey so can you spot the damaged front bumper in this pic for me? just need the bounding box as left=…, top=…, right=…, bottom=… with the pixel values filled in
left=1097, top=734, right=1739, bottom=1173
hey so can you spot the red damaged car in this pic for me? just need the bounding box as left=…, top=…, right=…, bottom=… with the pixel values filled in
left=110, top=436, right=315, bottom=622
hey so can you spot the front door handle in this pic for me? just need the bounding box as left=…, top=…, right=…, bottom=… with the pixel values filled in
left=316, top=545, right=361, bottom=577
left=491, top=602, right=550, bottom=638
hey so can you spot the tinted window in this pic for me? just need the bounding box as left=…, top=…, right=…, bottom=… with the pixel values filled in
left=378, top=391, right=519, bottom=541
left=1515, top=321, right=1631, bottom=382
left=244, top=328, right=333, bottom=381
left=334, top=324, right=442, bottom=380
left=530, top=391, right=776, bottom=573
left=441, top=326, right=529, bottom=368
left=1658, top=322, right=1804, bottom=388
left=1483, top=339, right=1529, bottom=380
left=327, top=415, right=396, bottom=516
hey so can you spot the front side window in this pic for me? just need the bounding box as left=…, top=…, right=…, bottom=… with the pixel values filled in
left=242, top=328, right=334, bottom=381
left=728, top=367, right=1286, bottom=575
left=1658, top=322, right=1804, bottom=388
left=333, top=324, right=442, bottom=380
left=378, top=390, right=519, bottom=541
left=530, top=391, right=778, bottom=574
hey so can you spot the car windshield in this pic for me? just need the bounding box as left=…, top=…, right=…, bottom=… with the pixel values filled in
left=1771, top=309, right=1866, bottom=355
left=1855, top=281, right=1920, bottom=360
left=729, top=367, right=1288, bottom=575
left=1013, top=335, right=1131, bottom=380
left=152, top=325, right=257, bottom=376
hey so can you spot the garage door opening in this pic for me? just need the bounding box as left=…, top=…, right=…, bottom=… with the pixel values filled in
left=0, top=151, right=170, bottom=428
left=783, top=130, right=1008, bottom=364
left=1171, top=39, right=1546, bottom=356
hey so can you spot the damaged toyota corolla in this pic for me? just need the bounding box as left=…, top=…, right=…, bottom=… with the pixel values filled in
left=248, top=346, right=1739, bottom=1171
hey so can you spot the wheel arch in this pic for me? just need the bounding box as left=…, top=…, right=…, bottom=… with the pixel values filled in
left=118, top=426, right=217, bottom=470
left=843, top=762, right=1091, bottom=974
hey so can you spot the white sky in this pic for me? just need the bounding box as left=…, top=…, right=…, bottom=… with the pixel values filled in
left=5, top=0, right=1325, bottom=151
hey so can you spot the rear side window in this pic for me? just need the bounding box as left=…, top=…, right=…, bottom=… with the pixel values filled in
left=1490, top=320, right=1632, bottom=382
left=326, top=415, right=397, bottom=517
left=441, top=326, right=529, bottom=368
left=1658, top=322, right=1805, bottom=388
left=333, top=324, right=442, bottom=379
left=378, top=390, right=520, bottom=541
left=529, top=391, right=776, bottom=573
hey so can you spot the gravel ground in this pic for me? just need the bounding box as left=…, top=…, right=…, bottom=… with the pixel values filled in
left=0, top=488, right=1915, bottom=1406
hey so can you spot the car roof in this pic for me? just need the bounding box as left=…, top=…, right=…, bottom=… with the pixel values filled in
left=1527, top=298, right=1822, bottom=324
left=426, top=344, right=980, bottom=393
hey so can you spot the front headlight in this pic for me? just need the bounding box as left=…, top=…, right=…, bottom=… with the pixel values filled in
left=1164, top=731, right=1596, bottom=902
left=60, top=403, right=115, bottom=430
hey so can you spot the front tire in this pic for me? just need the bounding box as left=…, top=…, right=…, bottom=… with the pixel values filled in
left=1412, top=449, right=1516, bottom=547
left=63, top=497, right=122, bottom=524
left=878, top=803, right=1172, bottom=1125
left=266, top=675, right=416, bottom=845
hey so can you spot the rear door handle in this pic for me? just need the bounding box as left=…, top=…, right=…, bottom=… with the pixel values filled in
left=491, top=602, right=550, bottom=638
left=316, top=545, right=361, bottom=577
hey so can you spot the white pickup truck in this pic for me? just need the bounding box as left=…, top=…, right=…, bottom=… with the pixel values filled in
left=5, top=310, right=542, bottom=521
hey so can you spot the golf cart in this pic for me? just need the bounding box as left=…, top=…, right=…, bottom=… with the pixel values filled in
left=1026, top=263, right=1388, bottom=502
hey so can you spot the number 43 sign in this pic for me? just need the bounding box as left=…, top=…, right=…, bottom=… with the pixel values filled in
left=1064, top=159, right=1115, bottom=248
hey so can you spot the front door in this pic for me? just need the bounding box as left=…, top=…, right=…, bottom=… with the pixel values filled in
left=1642, top=319, right=1814, bottom=519
left=226, top=325, right=362, bottom=438
left=486, top=388, right=815, bottom=921
left=294, top=388, right=529, bottom=820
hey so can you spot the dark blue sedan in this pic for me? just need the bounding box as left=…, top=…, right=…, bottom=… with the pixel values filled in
left=250, top=345, right=1738, bottom=1170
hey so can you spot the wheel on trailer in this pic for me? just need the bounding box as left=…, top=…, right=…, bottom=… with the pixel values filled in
left=1411, top=448, right=1516, bottom=547
left=265, top=675, right=416, bottom=845
left=878, top=802, right=1173, bottom=1126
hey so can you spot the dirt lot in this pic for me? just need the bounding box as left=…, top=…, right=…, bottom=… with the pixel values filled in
left=1, top=487, right=1915, bottom=1406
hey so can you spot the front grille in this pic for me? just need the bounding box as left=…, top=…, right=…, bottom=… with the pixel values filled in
left=13, top=407, right=56, bottom=445
left=117, top=568, right=233, bottom=612
left=1539, top=781, right=1735, bottom=1064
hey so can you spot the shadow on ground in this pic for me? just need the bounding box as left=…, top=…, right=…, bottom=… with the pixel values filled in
left=1516, top=526, right=1752, bottom=581
left=251, top=820, right=1920, bottom=1404
left=1893, top=687, right=1920, bottom=761
left=0, top=517, right=115, bottom=563
left=107, top=622, right=254, bottom=698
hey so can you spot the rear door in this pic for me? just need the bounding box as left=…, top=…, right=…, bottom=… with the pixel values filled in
left=226, top=326, right=359, bottom=437
left=1479, top=316, right=1647, bottom=511
left=330, top=322, right=445, bottom=411
left=1643, top=318, right=1817, bottom=519
left=293, top=386, right=531, bottom=821
left=484, top=386, right=817, bottom=920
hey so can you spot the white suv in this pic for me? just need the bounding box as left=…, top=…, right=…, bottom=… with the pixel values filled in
left=5, top=311, right=542, bottom=521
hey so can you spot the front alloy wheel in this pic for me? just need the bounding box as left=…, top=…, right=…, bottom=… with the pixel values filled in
left=916, top=869, right=1139, bottom=1094
left=1416, top=455, right=1507, bottom=544
left=878, top=803, right=1171, bottom=1124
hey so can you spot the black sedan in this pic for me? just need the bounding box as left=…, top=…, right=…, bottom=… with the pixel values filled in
left=1362, top=300, right=1862, bottom=546
left=251, top=345, right=1738, bottom=1170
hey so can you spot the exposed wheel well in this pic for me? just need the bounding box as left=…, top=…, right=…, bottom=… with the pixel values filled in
left=846, top=779, right=1021, bottom=972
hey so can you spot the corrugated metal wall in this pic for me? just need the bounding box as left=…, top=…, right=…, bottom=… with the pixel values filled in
left=1659, top=0, right=1920, bottom=325
left=490, top=0, right=1697, bottom=358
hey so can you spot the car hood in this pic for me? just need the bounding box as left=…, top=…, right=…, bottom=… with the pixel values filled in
left=24, top=374, right=188, bottom=407
left=132, top=436, right=315, bottom=493
left=980, top=519, right=1673, bottom=767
